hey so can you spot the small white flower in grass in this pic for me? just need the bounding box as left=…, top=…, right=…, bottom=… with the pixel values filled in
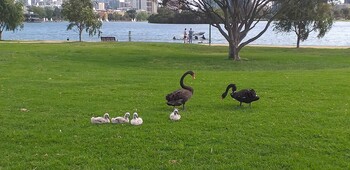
left=20, top=108, right=29, bottom=112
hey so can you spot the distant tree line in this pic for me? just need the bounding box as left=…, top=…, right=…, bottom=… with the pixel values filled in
left=26, top=6, right=62, bottom=21
left=333, top=7, right=350, bottom=20
left=148, top=7, right=209, bottom=24
left=107, top=10, right=149, bottom=22
left=24, top=6, right=148, bottom=22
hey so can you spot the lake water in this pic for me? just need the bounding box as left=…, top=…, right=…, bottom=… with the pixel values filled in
left=2, top=21, right=350, bottom=47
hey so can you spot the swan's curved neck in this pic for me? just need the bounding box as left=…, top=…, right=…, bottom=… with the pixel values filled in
left=180, top=72, right=193, bottom=93
left=222, top=84, right=236, bottom=98
left=228, top=84, right=236, bottom=92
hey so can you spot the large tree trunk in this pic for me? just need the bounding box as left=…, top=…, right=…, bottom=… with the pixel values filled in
left=79, top=29, right=82, bottom=42
left=78, top=24, right=83, bottom=42
left=0, top=31, right=2, bottom=41
left=296, top=35, right=301, bottom=48
left=228, top=42, right=241, bottom=61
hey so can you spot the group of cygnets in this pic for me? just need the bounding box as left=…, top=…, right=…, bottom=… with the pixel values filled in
left=91, top=108, right=181, bottom=125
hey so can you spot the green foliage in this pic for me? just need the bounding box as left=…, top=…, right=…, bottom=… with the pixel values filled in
left=0, top=42, right=349, bottom=169
left=26, top=6, right=58, bottom=20
left=44, top=7, right=54, bottom=19
left=61, top=0, right=102, bottom=41
left=274, top=0, right=334, bottom=48
left=0, top=0, right=24, bottom=40
left=148, top=7, right=175, bottom=23
left=126, top=9, right=137, bottom=21
left=28, top=6, right=46, bottom=18
left=108, top=13, right=126, bottom=21
left=148, top=8, right=207, bottom=24
left=333, top=8, right=350, bottom=20
left=107, top=11, right=150, bottom=22
left=136, top=11, right=149, bottom=21
left=52, top=7, right=62, bottom=20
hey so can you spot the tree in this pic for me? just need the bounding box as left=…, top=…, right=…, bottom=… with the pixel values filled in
left=29, top=6, right=46, bottom=19
left=182, top=0, right=294, bottom=60
left=44, top=7, right=54, bottom=20
left=273, top=0, right=333, bottom=48
left=341, top=8, right=350, bottom=20
left=0, top=0, right=24, bottom=40
left=61, top=0, right=102, bottom=42
left=148, top=7, right=207, bottom=24
left=126, top=9, right=137, bottom=21
left=52, top=7, right=62, bottom=21
left=148, top=7, right=176, bottom=23
left=136, top=11, right=149, bottom=21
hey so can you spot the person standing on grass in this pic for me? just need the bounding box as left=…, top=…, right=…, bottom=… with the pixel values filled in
left=188, top=28, right=194, bottom=43
left=183, top=28, right=187, bottom=43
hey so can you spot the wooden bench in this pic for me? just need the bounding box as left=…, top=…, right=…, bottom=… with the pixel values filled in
left=101, top=37, right=116, bottom=42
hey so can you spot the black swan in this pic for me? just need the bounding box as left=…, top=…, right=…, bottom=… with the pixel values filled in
left=166, top=71, right=195, bottom=110
left=221, top=84, right=259, bottom=106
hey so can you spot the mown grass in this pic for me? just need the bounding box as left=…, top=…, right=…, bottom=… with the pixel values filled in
left=0, top=42, right=349, bottom=169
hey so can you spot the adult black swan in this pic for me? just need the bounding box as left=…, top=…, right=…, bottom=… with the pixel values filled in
left=166, top=71, right=195, bottom=110
left=221, top=84, right=259, bottom=107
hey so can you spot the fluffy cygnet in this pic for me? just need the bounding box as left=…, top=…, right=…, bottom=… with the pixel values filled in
left=169, top=108, right=181, bottom=121
left=91, top=112, right=111, bottom=124
left=111, top=112, right=130, bottom=124
left=130, top=112, right=143, bottom=125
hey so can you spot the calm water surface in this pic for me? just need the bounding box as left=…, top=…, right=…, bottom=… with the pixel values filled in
left=3, top=21, right=350, bottom=46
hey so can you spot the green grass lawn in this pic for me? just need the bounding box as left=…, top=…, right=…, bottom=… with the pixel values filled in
left=0, top=42, right=349, bottom=169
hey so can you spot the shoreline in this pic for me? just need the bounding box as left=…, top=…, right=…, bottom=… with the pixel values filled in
left=0, top=40, right=349, bottom=49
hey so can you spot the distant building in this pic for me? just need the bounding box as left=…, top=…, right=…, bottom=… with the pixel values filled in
left=109, top=0, right=119, bottom=9
left=18, top=0, right=157, bottom=14
left=116, top=0, right=157, bottom=14
left=146, top=0, right=157, bottom=14
left=18, top=0, right=64, bottom=7
left=98, top=2, right=105, bottom=10
left=131, top=0, right=147, bottom=11
left=130, top=0, right=156, bottom=13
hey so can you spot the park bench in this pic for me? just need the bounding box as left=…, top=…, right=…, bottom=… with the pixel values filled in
left=101, top=36, right=116, bottom=42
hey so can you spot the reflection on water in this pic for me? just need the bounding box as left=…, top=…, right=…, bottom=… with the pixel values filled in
left=3, top=21, right=350, bottom=46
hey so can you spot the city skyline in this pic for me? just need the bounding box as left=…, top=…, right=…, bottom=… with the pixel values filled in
left=19, top=0, right=158, bottom=14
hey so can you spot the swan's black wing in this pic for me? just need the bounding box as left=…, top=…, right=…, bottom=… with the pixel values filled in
left=233, top=89, right=259, bottom=103
left=166, top=89, right=192, bottom=106
left=245, top=89, right=259, bottom=101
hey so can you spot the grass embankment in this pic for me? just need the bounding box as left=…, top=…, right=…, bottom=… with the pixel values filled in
left=0, top=42, right=349, bottom=169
